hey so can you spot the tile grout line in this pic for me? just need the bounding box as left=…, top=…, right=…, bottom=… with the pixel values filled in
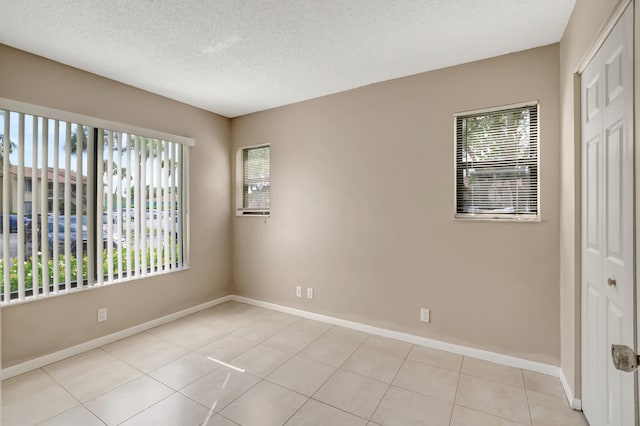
left=147, top=352, right=219, bottom=392
left=174, top=305, right=335, bottom=424
left=384, top=348, right=463, bottom=406
left=452, top=373, right=533, bottom=425
left=67, top=304, right=271, bottom=424
left=86, top=374, right=177, bottom=425
left=179, top=334, right=274, bottom=416
left=7, top=303, right=299, bottom=426
left=80, top=402, right=105, bottom=426
left=146, top=356, right=220, bottom=415
left=185, top=313, right=446, bottom=425
left=46, top=346, right=144, bottom=393
left=260, top=322, right=333, bottom=356
left=452, top=358, right=545, bottom=425
left=233, top=315, right=316, bottom=358
left=194, top=308, right=337, bottom=422
left=33, top=367, right=85, bottom=425
left=147, top=323, right=235, bottom=353
left=281, top=328, right=371, bottom=424
left=170, top=306, right=275, bottom=352
left=99, top=332, right=189, bottom=377
left=216, top=412, right=242, bottom=425
left=447, top=356, right=465, bottom=425
left=38, top=346, right=153, bottom=425
left=214, top=310, right=309, bottom=357
left=114, top=389, right=177, bottom=426
left=246, top=311, right=337, bottom=401
left=453, top=404, right=531, bottom=426
left=523, top=369, right=535, bottom=426
left=228, top=310, right=304, bottom=342
left=183, top=367, right=263, bottom=418
left=153, top=302, right=275, bottom=352
left=366, top=339, right=416, bottom=423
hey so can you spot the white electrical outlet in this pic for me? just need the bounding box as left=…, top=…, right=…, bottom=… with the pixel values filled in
left=307, top=288, right=314, bottom=299
left=420, top=308, right=430, bottom=323
left=98, top=308, right=108, bottom=322
left=296, top=286, right=302, bottom=298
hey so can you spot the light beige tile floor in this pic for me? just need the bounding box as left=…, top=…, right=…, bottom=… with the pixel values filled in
left=2, top=301, right=588, bottom=426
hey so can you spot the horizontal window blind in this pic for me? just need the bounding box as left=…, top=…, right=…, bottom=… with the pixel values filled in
left=239, top=145, right=270, bottom=215
left=455, top=104, right=539, bottom=219
left=0, top=107, right=188, bottom=305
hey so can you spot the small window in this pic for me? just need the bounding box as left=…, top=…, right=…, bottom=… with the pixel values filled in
left=236, top=144, right=270, bottom=216
left=455, top=103, right=539, bottom=220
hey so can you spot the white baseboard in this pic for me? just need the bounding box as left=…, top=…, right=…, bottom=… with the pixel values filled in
left=1, top=294, right=232, bottom=380
left=231, top=295, right=560, bottom=376
left=559, top=368, right=583, bottom=410
left=1, top=292, right=581, bottom=413
left=236, top=295, right=582, bottom=410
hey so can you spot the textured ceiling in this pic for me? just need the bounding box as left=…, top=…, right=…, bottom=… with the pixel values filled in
left=0, top=1, right=575, bottom=118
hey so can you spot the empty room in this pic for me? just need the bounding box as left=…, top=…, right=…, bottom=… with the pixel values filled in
left=0, top=0, right=638, bottom=425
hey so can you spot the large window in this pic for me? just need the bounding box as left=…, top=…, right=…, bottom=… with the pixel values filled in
left=0, top=100, right=191, bottom=304
left=236, top=144, right=270, bottom=216
left=455, top=103, right=539, bottom=220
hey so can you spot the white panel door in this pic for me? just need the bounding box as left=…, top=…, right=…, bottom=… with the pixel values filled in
left=581, top=5, right=634, bottom=426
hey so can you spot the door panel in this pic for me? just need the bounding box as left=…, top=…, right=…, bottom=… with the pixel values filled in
left=581, top=5, right=634, bottom=426
left=605, top=47, right=624, bottom=104
left=586, top=76, right=600, bottom=122
left=586, top=136, right=600, bottom=253
left=604, top=121, right=623, bottom=262
left=584, top=283, right=602, bottom=422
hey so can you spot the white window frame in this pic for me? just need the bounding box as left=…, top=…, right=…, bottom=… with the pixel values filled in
left=453, top=101, right=540, bottom=222
left=0, top=97, right=193, bottom=305
left=236, top=143, right=271, bottom=217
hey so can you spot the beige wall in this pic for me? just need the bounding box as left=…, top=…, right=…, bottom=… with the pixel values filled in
left=0, top=45, right=232, bottom=367
left=231, top=45, right=562, bottom=364
left=558, top=0, right=624, bottom=398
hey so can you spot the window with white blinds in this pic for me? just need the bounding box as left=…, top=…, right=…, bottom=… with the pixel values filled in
left=236, top=144, right=270, bottom=216
left=455, top=103, right=539, bottom=220
left=0, top=102, right=190, bottom=305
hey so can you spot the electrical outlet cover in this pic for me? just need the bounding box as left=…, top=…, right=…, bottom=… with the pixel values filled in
left=98, top=308, right=108, bottom=322
left=420, top=308, right=430, bottom=323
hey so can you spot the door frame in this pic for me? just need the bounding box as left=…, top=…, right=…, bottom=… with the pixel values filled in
left=576, top=0, right=637, bottom=418
left=635, top=0, right=640, bottom=418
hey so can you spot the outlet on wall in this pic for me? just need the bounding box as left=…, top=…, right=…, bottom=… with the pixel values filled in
left=420, top=308, right=430, bottom=323
left=307, top=288, right=314, bottom=299
left=98, top=307, right=108, bottom=323
left=296, top=286, right=302, bottom=298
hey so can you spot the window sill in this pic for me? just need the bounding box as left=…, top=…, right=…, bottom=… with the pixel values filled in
left=454, top=214, right=541, bottom=223
left=1, top=265, right=191, bottom=308
left=236, top=211, right=270, bottom=217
